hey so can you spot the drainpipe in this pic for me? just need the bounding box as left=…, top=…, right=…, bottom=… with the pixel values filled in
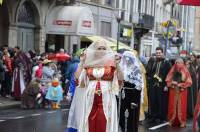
left=184, top=6, right=188, bottom=50
left=181, top=6, right=184, bottom=51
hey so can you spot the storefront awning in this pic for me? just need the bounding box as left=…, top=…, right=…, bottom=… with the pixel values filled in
left=46, top=6, right=94, bottom=35
left=81, top=36, right=132, bottom=51
left=176, top=0, right=200, bottom=6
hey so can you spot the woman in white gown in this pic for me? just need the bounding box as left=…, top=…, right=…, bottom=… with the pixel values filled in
left=67, top=40, right=124, bottom=132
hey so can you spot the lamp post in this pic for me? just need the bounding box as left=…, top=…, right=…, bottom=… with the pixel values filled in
left=116, top=17, right=121, bottom=51
left=114, top=8, right=125, bottom=51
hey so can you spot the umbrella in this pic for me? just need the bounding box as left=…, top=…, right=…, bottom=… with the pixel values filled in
left=48, top=53, right=71, bottom=62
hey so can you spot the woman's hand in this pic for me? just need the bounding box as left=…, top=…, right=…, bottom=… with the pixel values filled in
left=80, top=53, right=86, bottom=64
left=177, top=83, right=183, bottom=88
left=75, top=53, right=86, bottom=79
left=172, top=81, right=178, bottom=85
left=114, top=54, right=121, bottom=65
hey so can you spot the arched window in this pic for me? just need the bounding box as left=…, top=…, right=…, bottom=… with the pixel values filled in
left=17, top=2, right=35, bottom=24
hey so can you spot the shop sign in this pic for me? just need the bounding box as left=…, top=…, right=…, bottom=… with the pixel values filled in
left=82, top=21, right=91, bottom=28
left=53, top=20, right=72, bottom=26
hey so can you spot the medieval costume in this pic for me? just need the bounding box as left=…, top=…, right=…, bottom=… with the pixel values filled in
left=166, top=58, right=192, bottom=127
left=67, top=40, right=123, bottom=132
left=12, top=51, right=32, bottom=99
left=139, top=62, right=148, bottom=122
left=66, top=56, right=80, bottom=101
left=119, top=51, right=144, bottom=132
left=193, top=63, right=200, bottom=132
left=185, top=59, right=198, bottom=118
left=21, top=80, right=40, bottom=109
left=193, top=90, right=200, bottom=132
left=146, top=56, right=171, bottom=122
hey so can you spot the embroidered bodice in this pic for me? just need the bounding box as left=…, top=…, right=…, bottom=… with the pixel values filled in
left=86, top=66, right=115, bottom=81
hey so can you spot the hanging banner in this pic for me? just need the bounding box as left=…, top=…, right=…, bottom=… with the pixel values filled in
left=176, top=0, right=200, bottom=6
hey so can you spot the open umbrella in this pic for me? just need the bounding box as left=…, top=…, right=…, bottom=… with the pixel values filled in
left=48, top=53, right=71, bottom=62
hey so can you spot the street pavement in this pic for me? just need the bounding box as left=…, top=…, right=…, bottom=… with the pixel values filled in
left=0, top=97, right=20, bottom=110
left=0, top=107, right=193, bottom=132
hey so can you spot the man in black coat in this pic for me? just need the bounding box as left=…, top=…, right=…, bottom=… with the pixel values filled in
left=146, top=47, right=171, bottom=123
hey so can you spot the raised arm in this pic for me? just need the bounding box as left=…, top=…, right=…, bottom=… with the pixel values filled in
left=115, top=54, right=124, bottom=81
left=75, top=53, right=86, bottom=79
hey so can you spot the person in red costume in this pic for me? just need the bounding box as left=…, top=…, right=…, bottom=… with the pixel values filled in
left=166, top=58, right=192, bottom=127
left=67, top=40, right=124, bottom=132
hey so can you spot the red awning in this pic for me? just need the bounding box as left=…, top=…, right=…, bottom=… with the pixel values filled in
left=176, top=0, right=200, bottom=6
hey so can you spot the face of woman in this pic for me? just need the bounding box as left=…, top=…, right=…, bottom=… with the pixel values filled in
left=175, top=62, right=184, bottom=71
left=97, top=46, right=106, bottom=51
left=94, top=45, right=107, bottom=58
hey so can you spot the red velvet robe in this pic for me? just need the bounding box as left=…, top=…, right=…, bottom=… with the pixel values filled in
left=166, top=64, right=192, bottom=127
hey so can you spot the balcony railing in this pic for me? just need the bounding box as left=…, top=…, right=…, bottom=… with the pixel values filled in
left=163, top=0, right=174, bottom=5
left=132, top=13, right=154, bottom=29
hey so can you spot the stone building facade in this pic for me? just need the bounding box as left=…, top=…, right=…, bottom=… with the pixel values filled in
left=0, top=0, right=116, bottom=54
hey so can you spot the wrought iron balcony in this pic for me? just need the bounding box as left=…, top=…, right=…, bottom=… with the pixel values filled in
left=132, top=13, right=154, bottom=30
left=163, top=0, right=174, bottom=5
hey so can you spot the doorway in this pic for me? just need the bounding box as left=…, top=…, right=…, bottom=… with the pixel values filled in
left=45, top=34, right=64, bottom=53
left=17, top=1, right=39, bottom=51
left=18, top=27, right=34, bottom=51
left=0, top=2, right=9, bottom=47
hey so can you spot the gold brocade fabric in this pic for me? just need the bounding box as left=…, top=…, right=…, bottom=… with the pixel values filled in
left=139, top=62, right=148, bottom=121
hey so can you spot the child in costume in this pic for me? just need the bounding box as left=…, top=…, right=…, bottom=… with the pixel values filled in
left=45, top=78, right=63, bottom=109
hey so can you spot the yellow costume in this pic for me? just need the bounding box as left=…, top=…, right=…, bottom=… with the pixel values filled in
left=132, top=50, right=148, bottom=121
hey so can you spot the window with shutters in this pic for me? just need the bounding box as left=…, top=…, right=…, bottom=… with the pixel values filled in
left=100, top=21, right=111, bottom=37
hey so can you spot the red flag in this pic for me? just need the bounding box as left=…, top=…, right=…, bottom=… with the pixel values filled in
left=176, top=0, right=200, bottom=6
